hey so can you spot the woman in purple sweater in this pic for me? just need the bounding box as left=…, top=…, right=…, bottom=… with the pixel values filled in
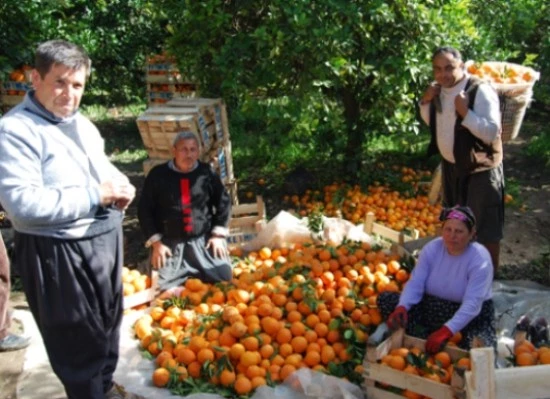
left=378, top=205, right=495, bottom=353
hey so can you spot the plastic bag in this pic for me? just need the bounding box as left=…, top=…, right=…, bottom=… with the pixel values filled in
left=243, top=211, right=376, bottom=252
left=243, top=211, right=311, bottom=251
left=251, top=368, right=364, bottom=399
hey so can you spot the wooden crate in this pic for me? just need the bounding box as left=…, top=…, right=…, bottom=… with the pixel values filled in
left=226, top=178, right=239, bottom=205
left=165, top=98, right=223, bottom=127
left=203, top=141, right=234, bottom=184
left=1, top=94, right=25, bottom=106
left=364, top=212, right=420, bottom=245
left=147, top=83, right=198, bottom=106
left=465, top=344, right=550, bottom=399
left=136, top=113, right=201, bottom=158
left=364, top=329, right=468, bottom=399
left=123, top=271, right=159, bottom=310
left=227, top=196, right=266, bottom=249
left=137, top=105, right=219, bottom=156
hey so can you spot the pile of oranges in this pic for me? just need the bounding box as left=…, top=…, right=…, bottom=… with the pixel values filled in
left=284, top=166, right=443, bottom=238
left=466, top=61, right=537, bottom=85
left=133, top=240, right=413, bottom=396
left=122, top=266, right=153, bottom=297
left=512, top=339, right=550, bottom=367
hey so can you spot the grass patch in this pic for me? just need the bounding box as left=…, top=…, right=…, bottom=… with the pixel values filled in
left=525, top=130, right=550, bottom=167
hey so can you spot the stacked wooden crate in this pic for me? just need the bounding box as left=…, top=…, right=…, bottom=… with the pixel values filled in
left=137, top=97, right=237, bottom=203
left=0, top=68, right=32, bottom=113
left=146, top=53, right=198, bottom=106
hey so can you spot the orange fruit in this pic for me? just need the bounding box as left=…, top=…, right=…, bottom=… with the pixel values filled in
left=152, top=367, right=170, bottom=387
left=290, top=321, right=306, bottom=337
left=403, top=365, right=419, bottom=375
left=290, top=336, right=308, bottom=354
left=251, top=375, right=267, bottom=389
left=423, top=372, right=441, bottom=383
left=276, top=328, right=292, bottom=345
left=538, top=349, right=550, bottom=364
left=186, top=361, right=201, bottom=379
left=260, top=343, right=275, bottom=359
left=242, top=336, right=260, bottom=351
left=258, top=247, right=272, bottom=260
left=279, top=343, right=293, bottom=357
left=434, top=351, right=452, bottom=369
left=402, top=389, right=423, bottom=399
left=123, top=282, right=135, bottom=296
left=229, top=343, right=246, bottom=361
left=304, top=350, right=321, bottom=367
left=230, top=321, right=248, bottom=338
left=321, top=345, right=336, bottom=365
left=175, top=365, right=188, bottom=381
left=318, top=249, right=332, bottom=261
left=155, top=350, right=173, bottom=367
left=390, top=347, right=409, bottom=358
left=234, top=376, right=253, bottom=395
left=219, top=369, right=236, bottom=386
left=280, top=364, right=297, bottom=381
left=261, top=316, right=281, bottom=335
left=245, top=364, right=265, bottom=379
left=176, top=347, right=196, bottom=365
left=516, top=351, right=537, bottom=366
left=197, top=347, right=215, bottom=364
left=514, top=340, right=536, bottom=356
left=449, top=331, right=462, bottom=344
left=241, top=351, right=261, bottom=367
left=455, top=357, right=471, bottom=370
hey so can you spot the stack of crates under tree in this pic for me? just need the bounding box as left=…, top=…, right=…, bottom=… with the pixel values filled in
left=136, top=97, right=237, bottom=204
left=1, top=66, right=32, bottom=114
left=146, top=53, right=198, bottom=107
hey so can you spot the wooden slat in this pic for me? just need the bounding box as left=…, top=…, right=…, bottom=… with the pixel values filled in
left=364, top=212, right=420, bottom=244
left=465, top=348, right=496, bottom=399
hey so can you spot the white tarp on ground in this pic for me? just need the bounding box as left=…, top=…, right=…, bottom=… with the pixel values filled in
left=14, top=279, right=550, bottom=399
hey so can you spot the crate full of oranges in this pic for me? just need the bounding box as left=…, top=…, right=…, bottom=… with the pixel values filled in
left=363, top=328, right=469, bottom=399
left=122, top=266, right=159, bottom=310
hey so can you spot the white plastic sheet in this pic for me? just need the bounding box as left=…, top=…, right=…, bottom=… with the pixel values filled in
left=242, top=211, right=376, bottom=252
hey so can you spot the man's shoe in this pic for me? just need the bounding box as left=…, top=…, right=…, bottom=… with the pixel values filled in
left=106, top=382, right=146, bottom=399
left=0, top=334, right=30, bottom=351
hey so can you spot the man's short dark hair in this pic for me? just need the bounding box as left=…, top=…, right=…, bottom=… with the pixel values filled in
left=35, top=40, right=91, bottom=79
left=432, top=46, right=463, bottom=62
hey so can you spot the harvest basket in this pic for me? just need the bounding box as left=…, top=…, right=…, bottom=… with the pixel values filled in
left=466, top=61, right=540, bottom=142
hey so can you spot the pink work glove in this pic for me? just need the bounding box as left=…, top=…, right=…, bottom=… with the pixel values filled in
left=426, top=326, right=453, bottom=354
left=386, top=306, right=408, bottom=330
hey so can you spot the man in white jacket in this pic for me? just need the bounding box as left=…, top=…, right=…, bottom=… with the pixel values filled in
left=419, top=46, right=504, bottom=272
left=0, top=40, right=139, bottom=399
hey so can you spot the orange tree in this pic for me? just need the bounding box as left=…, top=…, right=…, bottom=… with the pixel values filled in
left=161, top=0, right=480, bottom=178
left=0, top=0, right=166, bottom=105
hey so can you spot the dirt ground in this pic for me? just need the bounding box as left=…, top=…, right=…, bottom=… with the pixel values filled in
left=1, top=118, right=549, bottom=398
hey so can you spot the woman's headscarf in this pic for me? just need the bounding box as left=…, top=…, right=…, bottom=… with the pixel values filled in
left=439, top=205, right=476, bottom=231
